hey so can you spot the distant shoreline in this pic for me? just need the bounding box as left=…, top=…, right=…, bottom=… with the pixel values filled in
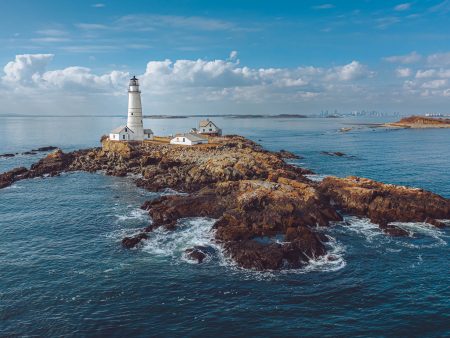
left=143, top=114, right=308, bottom=119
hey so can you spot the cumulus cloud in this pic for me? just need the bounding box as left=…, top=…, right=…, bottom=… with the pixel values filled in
left=3, top=54, right=54, bottom=84
left=384, top=51, right=422, bottom=64
left=427, top=52, right=450, bottom=66
left=2, top=53, right=128, bottom=94
left=0, top=53, right=376, bottom=115
left=395, top=67, right=412, bottom=77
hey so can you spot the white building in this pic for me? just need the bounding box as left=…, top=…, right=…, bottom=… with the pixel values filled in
left=197, top=119, right=222, bottom=136
left=109, top=125, right=134, bottom=141
left=109, top=76, right=153, bottom=141
left=170, top=133, right=208, bottom=146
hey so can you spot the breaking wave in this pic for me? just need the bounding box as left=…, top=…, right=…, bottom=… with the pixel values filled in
left=141, top=218, right=218, bottom=263
left=114, top=208, right=148, bottom=222
left=338, top=216, right=449, bottom=249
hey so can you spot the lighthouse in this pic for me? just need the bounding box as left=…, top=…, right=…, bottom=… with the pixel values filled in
left=127, top=76, right=144, bottom=140
left=109, top=76, right=153, bottom=142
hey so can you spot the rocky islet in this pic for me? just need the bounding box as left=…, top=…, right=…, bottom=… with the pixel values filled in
left=1, top=135, right=449, bottom=270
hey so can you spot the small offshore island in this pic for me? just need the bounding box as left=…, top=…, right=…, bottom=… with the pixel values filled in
left=384, top=115, right=450, bottom=129
left=1, top=135, right=450, bottom=270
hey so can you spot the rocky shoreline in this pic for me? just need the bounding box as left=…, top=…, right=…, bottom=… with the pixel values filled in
left=1, top=135, right=449, bottom=270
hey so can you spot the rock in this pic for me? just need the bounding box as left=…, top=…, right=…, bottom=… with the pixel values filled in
left=0, top=167, right=28, bottom=188
left=424, top=217, right=447, bottom=228
left=277, top=149, right=302, bottom=159
left=184, top=246, right=214, bottom=263
left=379, top=223, right=410, bottom=236
left=122, top=233, right=148, bottom=248
left=0, top=153, right=15, bottom=158
left=32, top=146, right=58, bottom=152
left=319, top=176, right=450, bottom=229
left=22, top=151, right=37, bottom=155
left=321, top=151, right=346, bottom=157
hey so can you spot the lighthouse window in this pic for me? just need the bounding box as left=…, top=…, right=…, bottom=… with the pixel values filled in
left=131, top=113, right=133, bottom=115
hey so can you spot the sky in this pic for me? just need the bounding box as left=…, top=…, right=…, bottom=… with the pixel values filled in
left=0, top=0, right=450, bottom=116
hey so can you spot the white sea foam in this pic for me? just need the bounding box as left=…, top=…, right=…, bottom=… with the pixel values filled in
left=141, top=217, right=218, bottom=262
left=296, top=234, right=346, bottom=273
left=339, top=216, right=448, bottom=249
left=132, top=216, right=347, bottom=275
left=340, top=216, right=383, bottom=243
left=160, top=188, right=188, bottom=196
left=114, top=208, right=148, bottom=222
left=304, top=174, right=329, bottom=182
left=390, top=221, right=448, bottom=248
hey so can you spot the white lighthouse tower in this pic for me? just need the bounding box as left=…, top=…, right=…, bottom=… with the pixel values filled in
left=127, top=76, right=144, bottom=140
left=109, top=76, right=153, bottom=142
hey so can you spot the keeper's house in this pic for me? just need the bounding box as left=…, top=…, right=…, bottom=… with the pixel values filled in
left=109, top=126, right=153, bottom=141
left=197, top=119, right=222, bottom=136
left=170, top=133, right=208, bottom=146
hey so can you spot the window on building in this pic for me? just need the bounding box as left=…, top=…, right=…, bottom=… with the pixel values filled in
left=209, top=128, right=212, bottom=131
left=183, top=138, right=185, bottom=142
left=125, top=128, right=127, bottom=132
left=123, top=135, right=125, bottom=140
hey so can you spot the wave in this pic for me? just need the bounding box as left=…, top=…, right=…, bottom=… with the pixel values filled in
left=141, top=217, right=217, bottom=261
left=114, top=208, right=149, bottom=222
left=136, top=217, right=347, bottom=276
left=338, top=216, right=448, bottom=249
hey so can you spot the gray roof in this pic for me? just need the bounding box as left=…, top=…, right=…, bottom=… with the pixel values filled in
left=110, top=125, right=134, bottom=134
left=174, top=133, right=207, bottom=142
left=143, top=129, right=153, bottom=134
left=199, top=119, right=219, bottom=128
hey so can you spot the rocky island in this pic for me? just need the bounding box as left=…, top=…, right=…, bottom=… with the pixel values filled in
left=1, top=135, right=450, bottom=270
left=385, top=115, right=450, bottom=128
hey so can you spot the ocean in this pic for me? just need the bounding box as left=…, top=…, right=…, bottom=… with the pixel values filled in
left=0, top=115, right=449, bottom=337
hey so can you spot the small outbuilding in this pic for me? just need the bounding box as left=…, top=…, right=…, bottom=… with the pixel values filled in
left=144, top=129, right=154, bottom=140
left=109, top=126, right=134, bottom=141
left=170, top=133, right=208, bottom=146
left=198, top=119, right=222, bottom=136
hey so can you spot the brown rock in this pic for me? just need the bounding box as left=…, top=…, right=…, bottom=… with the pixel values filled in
left=319, top=176, right=450, bottom=227
left=122, top=233, right=148, bottom=248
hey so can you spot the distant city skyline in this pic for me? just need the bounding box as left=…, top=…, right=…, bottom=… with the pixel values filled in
left=1, top=0, right=450, bottom=115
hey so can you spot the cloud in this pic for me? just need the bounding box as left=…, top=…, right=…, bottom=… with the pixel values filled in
left=0, top=53, right=376, bottom=114
left=327, top=61, right=373, bottom=81
left=312, top=4, right=335, bottom=10
left=31, top=37, right=70, bottom=43
left=427, top=52, right=450, bottom=66
left=75, top=23, right=109, bottom=30
left=383, top=51, right=422, bottom=64
left=394, top=3, right=411, bottom=11
left=36, top=29, right=68, bottom=36
left=3, top=54, right=54, bottom=84
left=416, top=68, right=450, bottom=78
left=116, top=14, right=237, bottom=32
left=429, top=0, right=450, bottom=13
left=376, top=16, right=401, bottom=29
left=396, top=67, right=412, bottom=77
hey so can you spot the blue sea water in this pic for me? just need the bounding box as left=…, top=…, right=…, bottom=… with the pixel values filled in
left=0, top=116, right=449, bottom=337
